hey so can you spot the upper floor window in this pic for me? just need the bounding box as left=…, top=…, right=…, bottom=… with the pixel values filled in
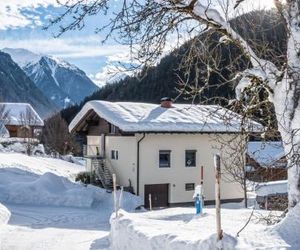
left=111, top=150, right=119, bottom=160
left=109, top=124, right=117, bottom=134
left=159, top=150, right=171, bottom=168
left=185, top=150, right=196, bottom=167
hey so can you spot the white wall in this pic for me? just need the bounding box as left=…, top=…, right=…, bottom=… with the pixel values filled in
left=138, top=133, right=243, bottom=204
left=86, top=133, right=244, bottom=205
left=105, top=136, right=137, bottom=191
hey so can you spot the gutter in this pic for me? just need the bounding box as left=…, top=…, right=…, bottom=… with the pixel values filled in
left=137, top=133, right=146, bottom=196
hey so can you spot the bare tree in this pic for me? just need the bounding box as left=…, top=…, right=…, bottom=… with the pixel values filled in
left=42, top=113, right=80, bottom=155
left=20, top=106, right=40, bottom=155
left=212, top=132, right=249, bottom=207
left=0, top=103, right=10, bottom=137
left=48, top=0, right=300, bottom=208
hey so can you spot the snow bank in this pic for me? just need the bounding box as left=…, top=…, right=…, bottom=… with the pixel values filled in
left=0, top=168, right=141, bottom=210
left=0, top=203, right=10, bottom=226
left=255, top=180, right=287, bottom=196
left=110, top=210, right=238, bottom=250
left=109, top=206, right=291, bottom=249
left=0, top=152, right=84, bottom=179
left=272, top=203, right=300, bottom=247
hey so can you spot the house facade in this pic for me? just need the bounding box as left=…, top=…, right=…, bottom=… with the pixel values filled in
left=69, top=99, right=263, bottom=207
left=0, top=103, right=44, bottom=139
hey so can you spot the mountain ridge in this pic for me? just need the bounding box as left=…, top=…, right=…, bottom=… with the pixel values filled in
left=2, top=48, right=99, bottom=109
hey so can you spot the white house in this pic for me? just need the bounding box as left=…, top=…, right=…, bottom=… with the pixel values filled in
left=0, top=103, right=44, bottom=138
left=69, top=98, right=263, bottom=207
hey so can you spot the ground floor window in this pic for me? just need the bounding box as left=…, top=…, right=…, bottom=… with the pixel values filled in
left=185, top=183, right=195, bottom=191
left=185, top=150, right=196, bottom=167
left=159, top=150, right=171, bottom=168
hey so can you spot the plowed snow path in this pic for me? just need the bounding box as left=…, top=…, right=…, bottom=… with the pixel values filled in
left=0, top=204, right=110, bottom=250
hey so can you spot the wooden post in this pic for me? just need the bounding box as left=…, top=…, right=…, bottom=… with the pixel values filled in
left=149, top=193, right=152, bottom=211
left=200, top=166, right=204, bottom=185
left=214, top=154, right=223, bottom=241
left=113, top=174, right=118, bottom=218
left=118, top=186, right=124, bottom=211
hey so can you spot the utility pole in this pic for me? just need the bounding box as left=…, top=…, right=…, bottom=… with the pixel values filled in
left=113, top=174, right=118, bottom=218
left=214, top=154, right=223, bottom=241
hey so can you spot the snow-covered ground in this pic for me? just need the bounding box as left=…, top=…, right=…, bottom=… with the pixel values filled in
left=111, top=204, right=300, bottom=249
left=0, top=152, right=299, bottom=249
left=0, top=204, right=111, bottom=250
left=0, top=152, right=141, bottom=249
left=0, top=152, right=84, bottom=179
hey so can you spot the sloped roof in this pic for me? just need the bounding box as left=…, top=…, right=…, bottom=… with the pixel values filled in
left=0, top=123, right=9, bottom=138
left=0, top=103, right=44, bottom=126
left=247, top=141, right=285, bottom=167
left=69, top=100, right=263, bottom=133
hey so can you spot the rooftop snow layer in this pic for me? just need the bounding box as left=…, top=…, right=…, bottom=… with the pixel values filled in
left=247, top=141, right=285, bottom=167
left=69, top=101, right=264, bottom=133
left=0, top=103, right=44, bottom=126
left=255, top=180, right=287, bottom=197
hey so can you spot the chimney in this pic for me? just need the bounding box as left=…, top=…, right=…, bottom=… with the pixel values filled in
left=160, top=97, right=173, bottom=108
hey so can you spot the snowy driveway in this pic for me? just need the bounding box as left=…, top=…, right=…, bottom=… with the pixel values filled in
left=0, top=204, right=111, bottom=250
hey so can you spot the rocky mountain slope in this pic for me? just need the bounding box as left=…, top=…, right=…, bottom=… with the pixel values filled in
left=0, top=52, right=57, bottom=118
left=3, top=48, right=99, bottom=109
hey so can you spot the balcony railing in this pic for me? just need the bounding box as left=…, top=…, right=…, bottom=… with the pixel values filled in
left=83, top=144, right=104, bottom=158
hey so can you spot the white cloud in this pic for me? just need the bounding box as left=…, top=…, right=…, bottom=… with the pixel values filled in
left=0, top=1, right=61, bottom=30
left=90, top=64, right=133, bottom=87
left=0, top=36, right=129, bottom=59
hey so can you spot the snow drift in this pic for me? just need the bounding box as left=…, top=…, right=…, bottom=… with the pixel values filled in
left=110, top=210, right=238, bottom=250
left=272, top=203, right=300, bottom=248
left=0, top=168, right=141, bottom=210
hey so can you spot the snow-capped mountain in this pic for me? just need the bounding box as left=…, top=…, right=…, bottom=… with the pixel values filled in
left=3, top=48, right=99, bottom=109
left=0, top=51, right=57, bottom=118
left=2, top=48, right=41, bottom=68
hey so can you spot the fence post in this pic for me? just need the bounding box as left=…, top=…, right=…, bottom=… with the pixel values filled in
left=214, top=154, right=223, bottom=241
left=113, top=174, right=118, bottom=218
left=149, top=193, right=152, bottom=211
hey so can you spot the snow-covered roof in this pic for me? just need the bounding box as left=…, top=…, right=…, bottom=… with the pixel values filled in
left=0, top=103, right=44, bottom=126
left=247, top=141, right=285, bottom=167
left=0, top=124, right=9, bottom=138
left=255, top=180, right=287, bottom=197
left=69, top=100, right=263, bottom=133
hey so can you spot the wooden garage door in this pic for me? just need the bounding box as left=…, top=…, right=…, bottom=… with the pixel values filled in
left=144, top=184, right=169, bottom=208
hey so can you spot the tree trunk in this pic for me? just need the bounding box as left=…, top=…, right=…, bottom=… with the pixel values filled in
left=273, top=0, right=300, bottom=207
left=243, top=176, right=248, bottom=208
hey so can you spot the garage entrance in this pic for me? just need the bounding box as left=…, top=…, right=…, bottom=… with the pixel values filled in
left=144, top=184, right=169, bottom=208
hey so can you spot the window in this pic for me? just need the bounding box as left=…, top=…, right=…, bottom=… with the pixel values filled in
left=185, top=183, right=195, bottom=191
left=185, top=150, right=196, bottom=167
left=111, top=150, right=119, bottom=160
left=159, top=150, right=171, bottom=168
left=109, top=124, right=117, bottom=134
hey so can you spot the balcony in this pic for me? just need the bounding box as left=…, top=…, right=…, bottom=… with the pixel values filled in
left=83, top=144, right=104, bottom=159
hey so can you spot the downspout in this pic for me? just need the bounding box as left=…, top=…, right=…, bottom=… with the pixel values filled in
left=137, top=133, right=146, bottom=196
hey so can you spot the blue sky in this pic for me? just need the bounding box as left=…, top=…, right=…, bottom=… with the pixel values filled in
left=0, top=0, right=275, bottom=86
left=0, top=1, right=130, bottom=86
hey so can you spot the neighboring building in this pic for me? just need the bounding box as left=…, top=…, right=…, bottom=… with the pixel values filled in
left=246, top=141, right=287, bottom=182
left=69, top=99, right=263, bottom=207
left=0, top=103, right=44, bottom=138
left=255, top=180, right=288, bottom=210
